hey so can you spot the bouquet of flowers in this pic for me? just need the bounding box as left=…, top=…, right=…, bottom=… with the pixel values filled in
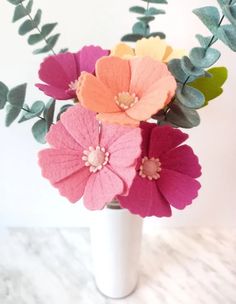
left=1, top=0, right=235, bottom=218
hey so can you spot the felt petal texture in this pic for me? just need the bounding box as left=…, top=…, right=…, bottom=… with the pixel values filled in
left=148, top=126, right=188, bottom=158
left=111, top=43, right=135, bottom=58
left=61, top=104, right=99, bottom=149
left=96, top=56, right=131, bottom=95
left=78, top=73, right=120, bottom=113
left=54, top=168, right=91, bottom=203
left=38, top=149, right=85, bottom=184
left=127, top=76, right=176, bottom=121
left=97, top=112, right=139, bottom=126
left=36, top=46, right=108, bottom=100
left=140, top=122, right=155, bottom=157
left=157, top=169, right=201, bottom=209
left=119, top=176, right=172, bottom=217
left=83, top=166, right=124, bottom=210
left=46, top=121, right=82, bottom=151
left=78, top=46, right=109, bottom=74
left=160, top=145, right=202, bottom=178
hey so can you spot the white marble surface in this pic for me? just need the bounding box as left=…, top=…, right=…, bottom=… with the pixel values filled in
left=0, top=228, right=235, bottom=304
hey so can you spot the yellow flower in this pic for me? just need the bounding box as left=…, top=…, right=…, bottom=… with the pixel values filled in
left=111, top=37, right=185, bottom=63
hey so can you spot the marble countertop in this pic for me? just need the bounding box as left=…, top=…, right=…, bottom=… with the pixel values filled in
left=0, top=228, right=235, bottom=304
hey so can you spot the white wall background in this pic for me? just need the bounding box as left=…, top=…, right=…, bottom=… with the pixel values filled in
left=0, top=0, right=235, bottom=228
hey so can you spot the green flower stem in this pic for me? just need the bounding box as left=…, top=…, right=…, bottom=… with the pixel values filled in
left=19, top=2, right=56, bottom=55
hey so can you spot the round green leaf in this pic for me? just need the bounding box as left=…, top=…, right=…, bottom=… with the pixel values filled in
left=193, top=6, right=220, bottom=33
left=132, top=22, right=148, bottom=35
left=0, top=82, right=9, bottom=109
left=32, top=119, right=47, bottom=144
left=7, top=83, right=27, bottom=107
left=44, top=99, right=55, bottom=129
left=176, top=84, right=205, bottom=109
left=168, top=59, right=196, bottom=83
left=138, top=16, right=155, bottom=23
left=181, top=56, right=205, bottom=77
left=5, top=104, right=21, bottom=127
left=129, top=6, right=145, bottom=14
left=121, top=33, right=144, bottom=42
left=148, top=32, right=166, bottom=39
left=7, top=0, right=26, bottom=5
left=217, top=24, right=236, bottom=51
left=189, top=47, right=221, bottom=68
left=141, top=0, right=168, bottom=3
left=146, top=7, right=165, bottom=15
left=33, top=34, right=60, bottom=54
left=19, top=100, right=45, bottom=123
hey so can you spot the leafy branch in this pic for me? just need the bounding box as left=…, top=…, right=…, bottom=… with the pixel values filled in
left=6, top=0, right=67, bottom=55
left=121, top=0, right=167, bottom=42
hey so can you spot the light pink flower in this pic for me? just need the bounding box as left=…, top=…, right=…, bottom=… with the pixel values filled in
left=118, top=123, right=201, bottom=217
left=38, top=104, right=142, bottom=209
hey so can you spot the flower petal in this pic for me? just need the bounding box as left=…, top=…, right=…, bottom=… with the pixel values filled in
left=61, top=104, right=99, bottom=149
left=46, top=121, right=83, bottom=151
left=38, top=148, right=85, bottom=184
left=108, top=127, right=142, bottom=167
left=35, top=84, right=73, bottom=100
left=78, top=72, right=120, bottom=113
left=135, top=37, right=167, bottom=61
left=96, top=56, right=131, bottom=96
left=160, top=145, right=202, bottom=178
left=118, top=176, right=172, bottom=217
left=148, top=126, right=188, bottom=158
left=54, top=167, right=91, bottom=203
left=83, top=166, right=124, bottom=210
left=140, top=122, right=156, bottom=157
left=126, top=76, right=176, bottom=121
left=157, top=169, right=201, bottom=210
left=38, top=52, right=78, bottom=88
left=77, top=45, right=109, bottom=74
left=97, top=112, right=139, bottom=126
left=111, top=43, right=135, bottom=58
left=129, top=57, right=172, bottom=97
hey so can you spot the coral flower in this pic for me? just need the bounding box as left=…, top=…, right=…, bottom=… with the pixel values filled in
left=38, top=104, right=142, bottom=209
left=111, top=37, right=185, bottom=62
left=77, top=56, right=176, bottom=126
left=118, top=124, right=201, bottom=217
left=36, top=46, right=109, bottom=100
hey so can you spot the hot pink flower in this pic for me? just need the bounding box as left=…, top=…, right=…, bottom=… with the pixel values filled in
left=36, top=46, right=109, bottom=100
left=118, top=123, right=201, bottom=217
left=38, top=104, right=142, bottom=209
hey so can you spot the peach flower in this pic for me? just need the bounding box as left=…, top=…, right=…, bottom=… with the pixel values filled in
left=77, top=56, right=177, bottom=126
left=111, top=37, right=185, bottom=62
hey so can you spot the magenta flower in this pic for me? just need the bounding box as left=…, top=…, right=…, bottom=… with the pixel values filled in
left=38, top=104, right=142, bottom=209
left=118, top=123, right=201, bottom=217
left=36, top=46, right=109, bottom=100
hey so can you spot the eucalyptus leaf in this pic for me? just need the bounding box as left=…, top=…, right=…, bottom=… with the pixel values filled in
left=146, top=7, right=165, bottom=15
left=0, top=82, right=9, bottom=109
left=19, top=100, right=45, bottom=123
left=217, top=24, right=236, bottom=51
left=148, top=32, right=166, bottom=38
left=33, top=34, right=60, bottom=54
left=12, top=0, right=33, bottom=22
left=189, top=66, right=228, bottom=104
left=138, top=16, right=155, bottom=23
left=32, top=119, right=47, bottom=144
left=176, top=84, right=205, bottom=109
left=189, top=47, right=221, bottom=68
left=5, top=104, right=21, bottom=126
left=33, top=9, right=42, bottom=27
left=44, top=99, right=55, bottom=129
left=18, top=19, right=34, bottom=35
left=193, top=6, right=220, bottom=33
left=141, top=0, right=168, bottom=3
left=56, top=104, right=73, bottom=121
left=221, top=4, right=236, bottom=26
left=59, top=48, right=69, bottom=53
left=132, top=22, right=148, bottom=35
left=166, top=100, right=200, bottom=128
left=121, top=33, right=144, bottom=42
left=7, top=83, right=27, bottom=107
left=168, top=59, right=196, bottom=83
left=195, top=34, right=217, bottom=48
left=181, top=56, right=205, bottom=77
left=28, top=23, right=57, bottom=45
left=129, top=6, right=145, bottom=14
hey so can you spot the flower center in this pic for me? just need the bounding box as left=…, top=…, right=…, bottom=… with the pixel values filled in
left=139, top=157, right=162, bottom=180
left=114, top=92, right=138, bottom=110
left=82, top=146, right=109, bottom=173
left=69, top=79, right=79, bottom=91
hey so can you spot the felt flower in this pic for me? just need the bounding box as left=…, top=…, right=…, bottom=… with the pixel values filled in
left=38, top=104, right=142, bottom=210
left=111, top=37, right=185, bottom=62
left=118, top=124, right=201, bottom=218
left=77, top=56, right=176, bottom=126
left=36, top=46, right=109, bottom=100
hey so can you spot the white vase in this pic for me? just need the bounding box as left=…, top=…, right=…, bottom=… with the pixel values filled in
left=89, top=204, right=143, bottom=299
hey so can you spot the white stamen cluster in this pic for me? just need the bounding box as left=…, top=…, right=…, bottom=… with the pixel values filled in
left=82, top=146, right=109, bottom=173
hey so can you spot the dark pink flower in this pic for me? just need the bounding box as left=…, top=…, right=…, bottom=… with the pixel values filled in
left=38, top=104, right=142, bottom=209
left=36, top=46, right=109, bottom=100
left=118, top=123, right=201, bottom=218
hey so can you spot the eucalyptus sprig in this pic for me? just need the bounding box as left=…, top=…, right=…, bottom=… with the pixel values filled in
left=6, top=0, right=67, bottom=55
left=155, top=0, right=235, bottom=129
left=121, top=0, right=167, bottom=42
